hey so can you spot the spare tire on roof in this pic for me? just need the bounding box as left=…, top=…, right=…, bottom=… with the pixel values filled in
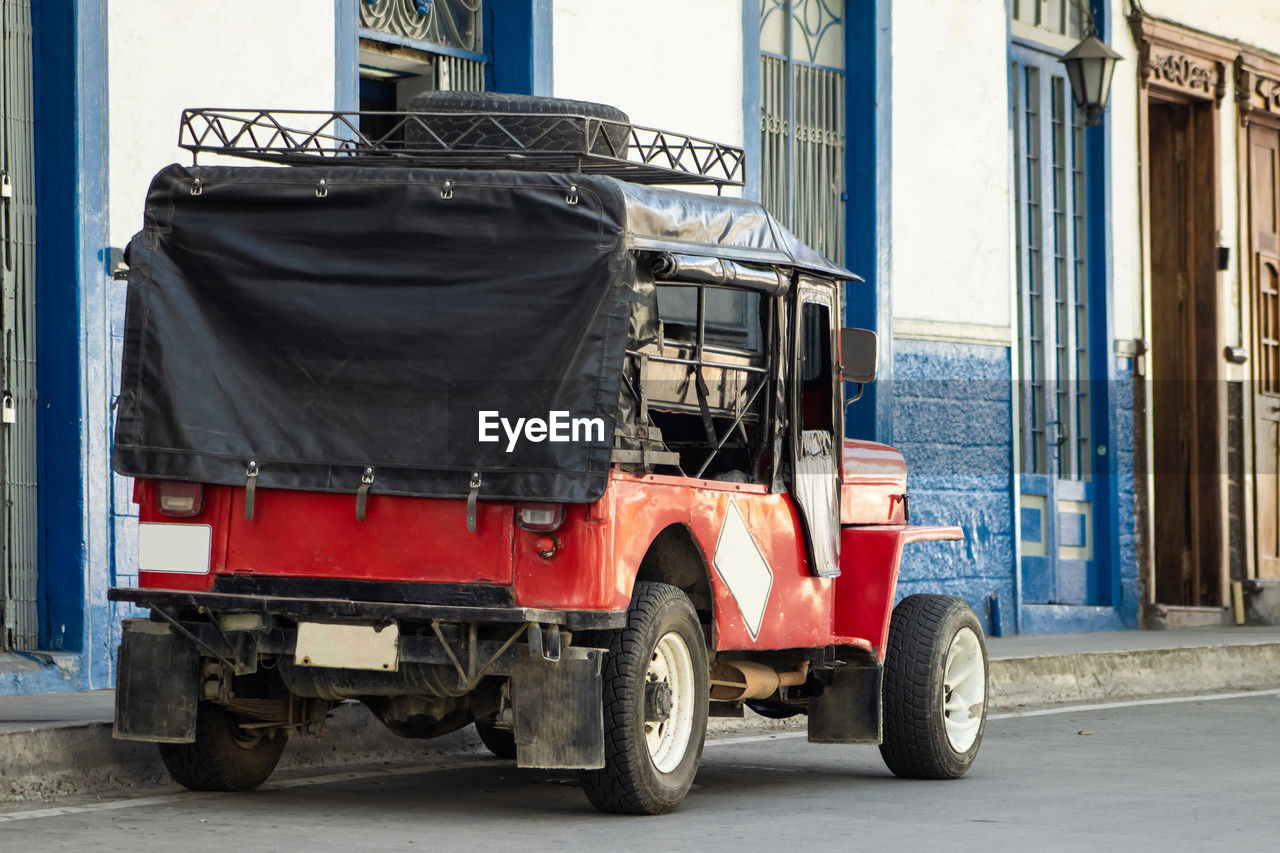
left=405, top=91, right=631, bottom=156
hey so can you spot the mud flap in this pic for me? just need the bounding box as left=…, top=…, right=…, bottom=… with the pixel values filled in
left=807, top=662, right=883, bottom=744
left=510, top=646, right=605, bottom=769
left=113, top=619, right=200, bottom=743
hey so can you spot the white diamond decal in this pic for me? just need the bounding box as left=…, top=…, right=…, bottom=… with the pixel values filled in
left=712, top=499, right=774, bottom=639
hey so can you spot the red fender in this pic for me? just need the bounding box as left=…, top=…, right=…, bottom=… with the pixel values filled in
left=832, top=525, right=963, bottom=661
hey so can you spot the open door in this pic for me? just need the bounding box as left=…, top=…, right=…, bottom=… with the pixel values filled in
left=1249, top=122, right=1280, bottom=580
left=791, top=280, right=841, bottom=578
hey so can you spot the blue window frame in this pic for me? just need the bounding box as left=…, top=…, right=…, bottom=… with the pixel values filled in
left=1011, top=40, right=1101, bottom=607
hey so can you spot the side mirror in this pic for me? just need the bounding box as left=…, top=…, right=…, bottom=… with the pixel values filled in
left=840, top=328, right=878, bottom=384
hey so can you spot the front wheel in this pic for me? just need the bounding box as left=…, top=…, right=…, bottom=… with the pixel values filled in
left=879, top=594, right=988, bottom=779
left=158, top=702, right=287, bottom=792
left=579, top=582, right=709, bottom=815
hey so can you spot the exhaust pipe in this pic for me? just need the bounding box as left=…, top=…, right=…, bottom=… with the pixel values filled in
left=710, top=660, right=809, bottom=702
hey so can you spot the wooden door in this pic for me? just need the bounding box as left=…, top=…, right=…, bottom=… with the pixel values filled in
left=1148, top=99, right=1223, bottom=606
left=1249, top=123, right=1280, bottom=579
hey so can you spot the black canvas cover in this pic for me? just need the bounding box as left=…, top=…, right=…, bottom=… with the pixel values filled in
left=113, top=164, right=635, bottom=503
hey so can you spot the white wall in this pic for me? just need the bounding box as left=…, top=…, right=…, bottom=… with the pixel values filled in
left=551, top=0, right=743, bottom=148
left=107, top=0, right=337, bottom=248
left=1141, top=0, right=1280, bottom=51
left=888, top=0, right=1280, bottom=346
left=889, top=0, right=1012, bottom=335
left=1105, top=5, right=1145, bottom=344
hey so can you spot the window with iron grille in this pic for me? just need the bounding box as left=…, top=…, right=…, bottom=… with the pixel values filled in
left=1013, top=4, right=1108, bottom=605
left=1012, top=50, right=1091, bottom=481
left=357, top=0, right=485, bottom=136
left=361, top=0, right=482, bottom=54
left=760, top=0, right=845, bottom=265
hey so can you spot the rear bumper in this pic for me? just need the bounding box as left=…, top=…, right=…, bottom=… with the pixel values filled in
left=108, top=586, right=626, bottom=631
left=112, top=609, right=610, bottom=769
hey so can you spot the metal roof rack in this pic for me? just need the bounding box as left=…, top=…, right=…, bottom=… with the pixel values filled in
left=178, top=108, right=746, bottom=189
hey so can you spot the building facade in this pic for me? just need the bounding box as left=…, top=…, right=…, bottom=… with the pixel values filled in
left=888, top=0, right=1138, bottom=636
left=1109, top=2, right=1280, bottom=626
left=5, top=0, right=1280, bottom=694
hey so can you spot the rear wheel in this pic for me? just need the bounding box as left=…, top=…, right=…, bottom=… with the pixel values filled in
left=879, top=594, right=988, bottom=779
left=473, top=720, right=517, bottom=759
left=579, top=582, right=709, bottom=815
left=158, top=702, right=287, bottom=792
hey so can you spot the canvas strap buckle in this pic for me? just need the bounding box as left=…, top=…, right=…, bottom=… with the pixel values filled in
left=355, top=467, right=375, bottom=521
left=466, top=471, right=482, bottom=533
left=244, top=461, right=259, bottom=521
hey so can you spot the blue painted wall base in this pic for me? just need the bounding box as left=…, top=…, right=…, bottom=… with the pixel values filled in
left=1020, top=605, right=1126, bottom=634
left=890, top=339, right=1138, bottom=636
left=1112, top=358, right=1140, bottom=628
left=892, top=339, right=1015, bottom=636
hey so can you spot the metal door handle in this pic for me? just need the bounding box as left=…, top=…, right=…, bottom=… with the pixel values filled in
left=1048, top=420, right=1065, bottom=448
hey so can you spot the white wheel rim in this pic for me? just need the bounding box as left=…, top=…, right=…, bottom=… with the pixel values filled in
left=645, top=631, right=696, bottom=774
left=942, top=627, right=985, bottom=753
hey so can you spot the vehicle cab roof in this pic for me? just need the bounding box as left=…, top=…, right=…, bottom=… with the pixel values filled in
left=602, top=177, right=859, bottom=282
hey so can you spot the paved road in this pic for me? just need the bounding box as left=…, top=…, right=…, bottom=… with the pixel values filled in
left=2, top=691, right=1277, bottom=852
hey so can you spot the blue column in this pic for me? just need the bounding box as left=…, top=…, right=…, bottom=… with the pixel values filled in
left=335, top=0, right=359, bottom=110
left=844, top=0, right=892, bottom=443
left=1085, top=0, right=1135, bottom=624
left=32, top=0, right=94, bottom=655
left=486, top=0, right=553, bottom=95
left=741, top=1, right=762, bottom=202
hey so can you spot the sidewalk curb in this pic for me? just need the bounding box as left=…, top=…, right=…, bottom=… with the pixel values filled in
left=988, top=642, right=1280, bottom=708
left=3, top=641, right=1278, bottom=804
left=0, top=703, right=480, bottom=804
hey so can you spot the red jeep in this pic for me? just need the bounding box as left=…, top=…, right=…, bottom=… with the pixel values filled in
left=109, top=94, right=987, bottom=815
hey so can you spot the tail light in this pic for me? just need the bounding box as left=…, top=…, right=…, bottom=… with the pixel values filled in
left=516, top=502, right=564, bottom=532
left=156, top=480, right=204, bottom=517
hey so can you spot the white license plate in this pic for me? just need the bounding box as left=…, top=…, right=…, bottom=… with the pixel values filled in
left=295, top=621, right=400, bottom=671
left=137, top=523, right=212, bottom=574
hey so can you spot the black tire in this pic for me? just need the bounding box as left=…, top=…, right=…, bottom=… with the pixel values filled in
left=405, top=91, right=631, bottom=155
left=157, top=702, right=287, bottom=792
left=879, top=594, right=989, bottom=780
left=473, top=720, right=517, bottom=760
left=579, top=582, right=709, bottom=815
